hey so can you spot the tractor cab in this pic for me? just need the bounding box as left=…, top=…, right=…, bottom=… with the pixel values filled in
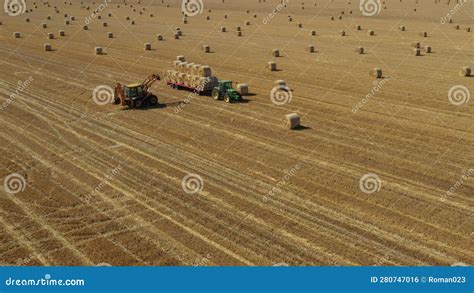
left=211, top=80, right=242, bottom=103
left=219, top=81, right=233, bottom=93
left=124, top=83, right=145, bottom=99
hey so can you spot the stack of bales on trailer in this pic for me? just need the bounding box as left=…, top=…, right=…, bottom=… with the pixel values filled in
left=163, top=58, right=218, bottom=92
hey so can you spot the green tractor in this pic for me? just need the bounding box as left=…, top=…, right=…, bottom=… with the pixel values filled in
left=211, top=80, right=242, bottom=103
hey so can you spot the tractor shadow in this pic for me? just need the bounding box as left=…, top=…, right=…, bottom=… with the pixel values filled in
left=120, top=103, right=167, bottom=111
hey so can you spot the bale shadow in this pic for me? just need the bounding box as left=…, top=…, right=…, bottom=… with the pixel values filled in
left=293, top=125, right=311, bottom=131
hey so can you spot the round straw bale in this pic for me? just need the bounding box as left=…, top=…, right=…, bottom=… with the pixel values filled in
left=177, top=55, right=186, bottom=62
left=460, top=67, right=471, bottom=77
left=284, top=113, right=300, bottom=130
left=14, top=32, right=21, bottom=38
left=413, top=48, right=421, bottom=56
left=157, top=34, right=163, bottom=41
left=306, top=45, right=315, bottom=53
left=368, top=30, right=375, bottom=36
left=370, top=68, right=383, bottom=78
left=236, top=83, right=249, bottom=96
left=203, top=45, right=211, bottom=53
left=356, top=47, right=364, bottom=54
left=44, top=43, right=52, bottom=51
left=274, top=80, right=286, bottom=87
left=272, top=49, right=280, bottom=57
left=47, top=32, right=54, bottom=39
left=424, top=46, right=432, bottom=53
left=108, top=32, right=113, bottom=38
left=59, top=30, right=65, bottom=36
left=268, top=62, right=277, bottom=71
left=145, top=43, right=151, bottom=50
left=95, top=47, right=103, bottom=55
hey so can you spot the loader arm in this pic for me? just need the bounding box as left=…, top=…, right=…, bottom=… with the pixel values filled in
left=141, top=74, right=161, bottom=92
left=114, top=83, right=127, bottom=106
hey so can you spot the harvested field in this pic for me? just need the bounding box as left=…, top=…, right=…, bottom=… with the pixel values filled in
left=0, top=0, right=473, bottom=267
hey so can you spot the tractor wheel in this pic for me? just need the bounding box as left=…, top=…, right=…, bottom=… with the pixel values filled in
left=128, top=100, right=136, bottom=109
left=135, top=100, right=143, bottom=108
left=212, top=89, right=220, bottom=100
left=224, top=94, right=231, bottom=103
left=149, top=95, right=158, bottom=105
